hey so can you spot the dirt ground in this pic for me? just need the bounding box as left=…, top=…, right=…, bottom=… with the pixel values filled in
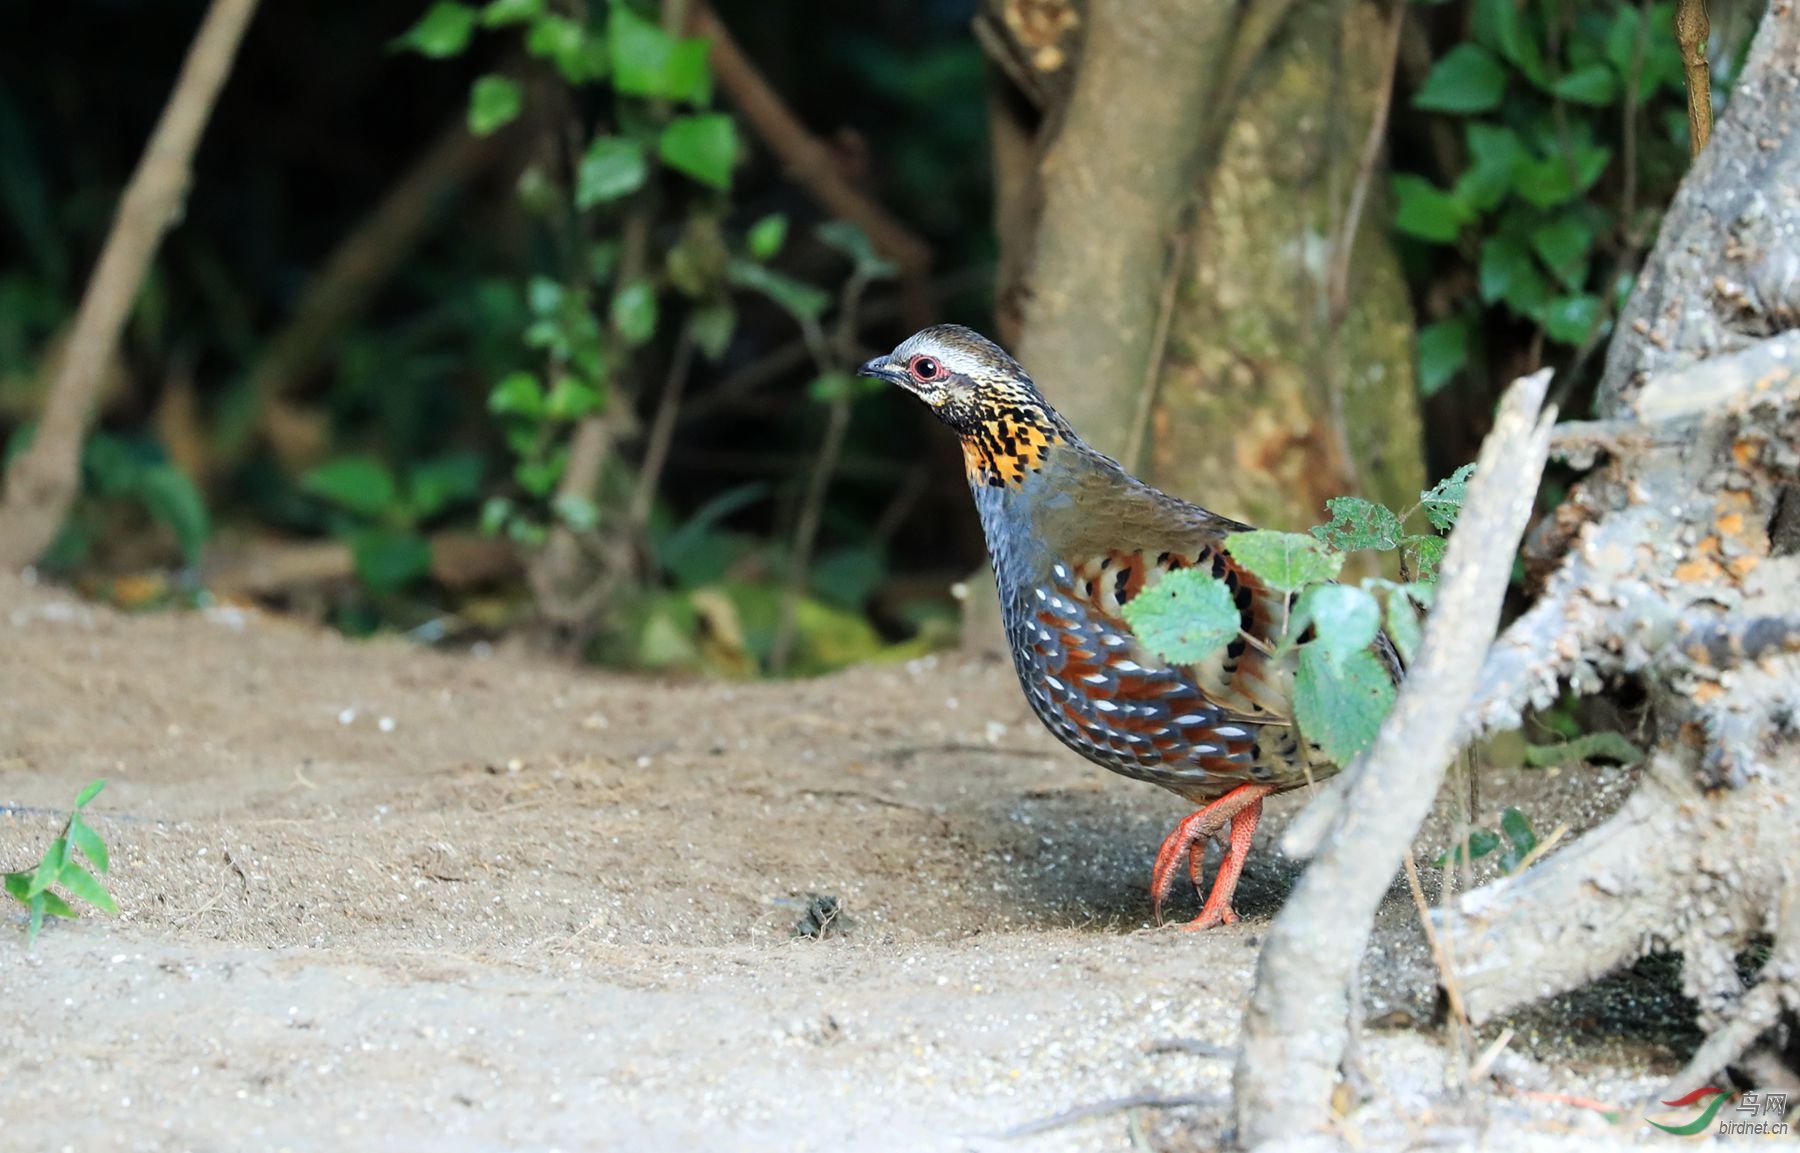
left=0, top=572, right=1712, bottom=1151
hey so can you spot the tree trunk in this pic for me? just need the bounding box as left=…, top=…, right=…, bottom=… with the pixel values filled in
left=983, top=0, right=1424, bottom=524
left=1436, top=1, right=1800, bottom=1102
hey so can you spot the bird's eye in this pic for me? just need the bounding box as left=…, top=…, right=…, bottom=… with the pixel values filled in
left=910, top=356, right=943, bottom=382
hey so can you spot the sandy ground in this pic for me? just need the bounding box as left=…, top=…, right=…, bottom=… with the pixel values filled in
left=0, top=573, right=1717, bottom=1151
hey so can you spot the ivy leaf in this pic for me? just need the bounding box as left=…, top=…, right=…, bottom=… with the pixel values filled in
left=350, top=529, right=433, bottom=594
left=1479, top=233, right=1549, bottom=317
left=1392, top=175, right=1473, bottom=244
left=489, top=371, right=545, bottom=418
left=479, top=0, right=541, bottom=26
left=611, top=280, right=659, bottom=347
left=727, top=258, right=829, bottom=324
left=1421, top=463, right=1476, bottom=531
left=747, top=214, right=788, bottom=261
left=1472, top=0, right=1548, bottom=86
left=408, top=454, right=484, bottom=520
left=392, top=2, right=477, bottom=57
left=302, top=456, right=397, bottom=519
left=1413, top=43, right=1507, bottom=113
left=1295, top=646, right=1397, bottom=765
left=526, top=15, right=606, bottom=84
left=544, top=376, right=604, bottom=419
left=1545, top=294, right=1603, bottom=345
left=1434, top=828, right=1501, bottom=867
left=1312, top=496, right=1403, bottom=552
left=137, top=464, right=209, bottom=565
left=1290, top=584, right=1382, bottom=663
left=467, top=75, right=522, bottom=136
left=689, top=301, right=736, bottom=361
left=1456, top=123, right=1527, bottom=213
left=576, top=136, right=647, bottom=207
left=659, top=114, right=738, bottom=191
left=609, top=5, right=711, bottom=102
left=1120, top=569, right=1242, bottom=664
left=1529, top=213, right=1597, bottom=290
left=1416, top=318, right=1471, bottom=398
left=1511, top=156, right=1577, bottom=209
left=1552, top=63, right=1618, bottom=106
left=1226, top=530, right=1343, bottom=593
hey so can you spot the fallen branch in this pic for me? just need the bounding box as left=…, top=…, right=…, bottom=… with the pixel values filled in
left=1234, top=369, right=1555, bottom=1147
left=686, top=2, right=934, bottom=328
left=0, top=0, right=261, bottom=570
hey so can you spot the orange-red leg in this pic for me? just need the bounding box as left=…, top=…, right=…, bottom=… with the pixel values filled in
left=1149, top=784, right=1275, bottom=928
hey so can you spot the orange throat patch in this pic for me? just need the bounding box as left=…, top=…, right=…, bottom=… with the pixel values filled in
left=960, top=412, right=1062, bottom=488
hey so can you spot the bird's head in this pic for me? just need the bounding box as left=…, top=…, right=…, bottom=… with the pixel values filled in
left=859, top=325, right=1067, bottom=488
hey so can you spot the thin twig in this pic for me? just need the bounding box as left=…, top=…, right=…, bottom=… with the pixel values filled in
left=0, top=0, right=262, bottom=569
left=995, top=1093, right=1226, bottom=1139
left=1235, top=369, right=1556, bottom=1144
left=627, top=327, right=697, bottom=530
left=1675, top=0, right=1714, bottom=155
left=1122, top=229, right=1187, bottom=477
left=1404, top=850, right=1472, bottom=1038
left=686, top=1, right=933, bottom=328
left=1326, top=0, right=1406, bottom=328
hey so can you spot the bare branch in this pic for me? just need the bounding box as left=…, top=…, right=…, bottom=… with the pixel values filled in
left=0, top=0, right=261, bottom=570
left=1675, top=0, right=1714, bottom=155
left=1234, top=369, right=1554, bottom=1147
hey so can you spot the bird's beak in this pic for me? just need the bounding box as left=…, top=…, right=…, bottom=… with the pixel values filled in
left=858, top=356, right=907, bottom=387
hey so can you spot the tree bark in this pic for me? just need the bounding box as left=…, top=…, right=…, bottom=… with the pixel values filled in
left=1432, top=1, right=1800, bottom=1107
left=0, top=0, right=261, bottom=570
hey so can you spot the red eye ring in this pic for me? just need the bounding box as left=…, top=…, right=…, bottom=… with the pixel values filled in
left=909, top=355, right=943, bottom=382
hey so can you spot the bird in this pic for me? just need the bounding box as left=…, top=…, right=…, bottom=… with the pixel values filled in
left=859, top=324, right=1398, bottom=929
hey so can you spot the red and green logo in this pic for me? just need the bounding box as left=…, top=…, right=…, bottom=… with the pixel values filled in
left=1648, top=1087, right=1735, bottom=1136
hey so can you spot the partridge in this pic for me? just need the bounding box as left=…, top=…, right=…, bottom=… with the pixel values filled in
left=861, top=325, right=1397, bottom=929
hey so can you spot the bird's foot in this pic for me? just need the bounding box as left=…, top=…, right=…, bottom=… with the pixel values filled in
left=1149, top=784, right=1275, bottom=929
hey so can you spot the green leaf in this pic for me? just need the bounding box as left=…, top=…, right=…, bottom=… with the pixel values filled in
left=1498, top=807, right=1539, bottom=871
left=467, top=75, right=522, bottom=136
left=1478, top=233, right=1538, bottom=312
left=1545, top=294, right=1602, bottom=345
left=489, top=371, right=545, bottom=418
left=689, top=301, right=736, bottom=361
left=611, top=280, right=658, bottom=347
left=1472, top=0, right=1548, bottom=86
left=1456, top=123, right=1527, bottom=212
left=659, top=115, right=738, bottom=191
left=1311, top=496, right=1403, bottom=552
left=40, top=889, right=77, bottom=920
left=27, top=893, right=44, bottom=940
left=1119, top=568, right=1243, bottom=664
left=1604, top=6, right=1645, bottom=77
left=545, top=376, right=604, bottom=419
left=74, top=779, right=107, bottom=808
left=551, top=494, right=600, bottom=532
left=1295, top=646, right=1396, bottom=765
left=392, top=2, right=477, bottom=57
left=1406, top=534, right=1448, bottom=582
left=727, top=259, right=829, bottom=323
left=807, top=372, right=859, bottom=404
left=747, top=214, right=788, bottom=261
left=1434, top=828, right=1502, bottom=867
left=479, top=0, right=540, bottom=26
left=1370, top=580, right=1429, bottom=666
left=68, top=816, right=109, bottom=875
left=479, top=497, right=513, bottom=536
left=1523, top=730, right=1645, bottom=768
left=816, top=220, right=897, bottom=279
left=1391, top=175, right=1473, bottom=244
left=1529, top=213, right=1596, bottom=289
left=1510, top=157, right=1576, bottom=209
left=1225, top=530, right=1343, bottom=593
left=1290, top=584, right=1381, bottom=662
left=1413, top=43, right=1508, bottom=113
left=349, top=529, right=433, bottom=594
left=609, top=5, right=711, bottom=102
left=4, top=871, right=29, bottom=902
left=514, top=452, right=566, bottom=497
left=137, top=465, right=209, bottom=565
left=1421, top=462, right=1476, bottom=531
left=302, top=457, right=397, bottom=519
left=28, top=838, right=67, bottom=898
left=525, top=15, right=607, bottom=84
left=1416, top=319, right=1471, bottom=398
left=58, top=861, right=117, bottom=913
left=1552, top=63, right=1618, bottom=105
left=409, top=454, right=484, bottom=520
left=575, top=136, right=648, bottom=207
